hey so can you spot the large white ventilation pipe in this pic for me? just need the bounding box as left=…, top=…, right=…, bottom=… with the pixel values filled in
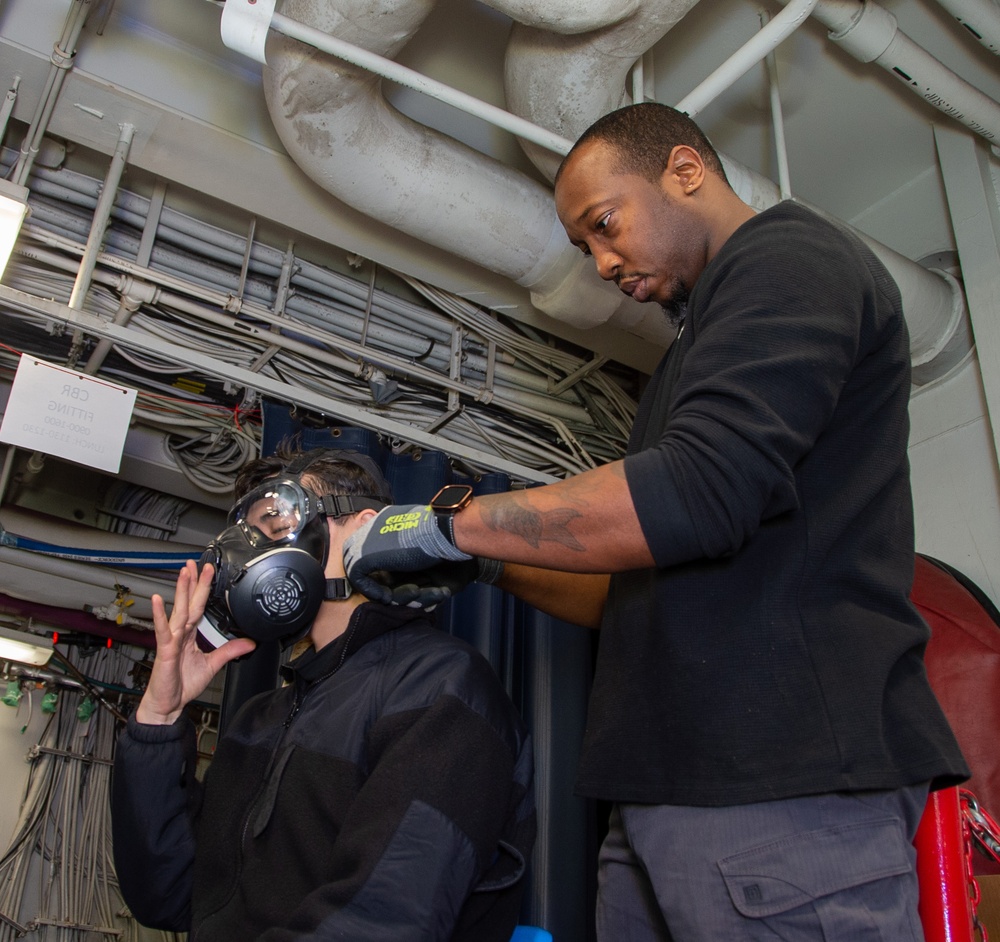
left=263, top=0, right=668, bottom=344
left=262, top=0, right=970, bottom=382
left=502, top=1, right=971, bottom=381
left=500, top=1, right=702, bottom=182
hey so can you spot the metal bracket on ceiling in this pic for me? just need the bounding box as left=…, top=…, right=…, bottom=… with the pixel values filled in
left=220, top=0, right=276, bottom=66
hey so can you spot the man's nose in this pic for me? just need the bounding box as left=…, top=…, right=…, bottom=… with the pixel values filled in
left=592, top=248, right=620, bottom=281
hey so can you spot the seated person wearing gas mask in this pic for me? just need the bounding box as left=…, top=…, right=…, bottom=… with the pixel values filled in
left=110, top=447, right=536, bottom=942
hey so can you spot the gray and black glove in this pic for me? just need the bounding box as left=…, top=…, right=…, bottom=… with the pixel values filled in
left=343, top=504, right=503, bottom=608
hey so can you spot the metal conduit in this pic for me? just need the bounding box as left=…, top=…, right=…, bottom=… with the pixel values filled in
left=11, top=0, right=89, bottom=187
left=800, top=0, right=1000, bottom=146
left=24, top=155, right=606, bottom=397
left=675, top=0, right=820, bottom=116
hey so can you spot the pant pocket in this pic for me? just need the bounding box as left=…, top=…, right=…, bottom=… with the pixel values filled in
left=718, top=818, right=914, bottom=938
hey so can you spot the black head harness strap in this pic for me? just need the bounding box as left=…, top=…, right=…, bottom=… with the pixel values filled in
left=285, top=448, right=393, bottom=505
left=316, top=494, right=387, bottom=519
left=325, top=577, right=353, bottom=601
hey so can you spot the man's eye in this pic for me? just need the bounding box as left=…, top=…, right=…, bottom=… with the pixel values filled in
left=595, top=212, right=611, bottom=232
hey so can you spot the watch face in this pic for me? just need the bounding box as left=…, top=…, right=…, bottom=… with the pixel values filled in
left=432, top=484, right=473, bottom=512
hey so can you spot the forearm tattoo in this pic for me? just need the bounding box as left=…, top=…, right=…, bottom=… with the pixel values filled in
left=482, top=500, right=586, bottom=552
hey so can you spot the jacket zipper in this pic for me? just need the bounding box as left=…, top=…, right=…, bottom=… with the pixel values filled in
left=282, top=619, right=360, bottom=728
left=243, top=618, right=363, bottom=838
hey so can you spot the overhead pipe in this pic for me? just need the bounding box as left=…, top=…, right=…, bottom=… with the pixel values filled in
left=675, top=0, right=820, bottom=117
left=0, top=544, right=176, bottom=622
left=22, top=122, right=137, bottom=500
left=762, top=12, right=794, bottom=200
left=630, top=50, right=656, bottom=106
left=0, top=76, right=21, bottom=149
left=68, top=123, right=135, bottom=316
left=83, top=178, right=166, bottom=376
left=801, top=0, right=1000, bottom=148
left=255, top=0, right=967, bottom=381
left=932, top=0, right=1000, bottom=56
left=11, top=0, right=89, bottom=187
left=503, top=0, right=701, bottom=183
left=266, top=11, right=572, bottom=157
left=0, top=592, right=155, bottom=649
left=502, top=1, right=971, bottom=380
left=259, top=0, right=666, bottom=341
left=480, top=0, right=640, bottom=34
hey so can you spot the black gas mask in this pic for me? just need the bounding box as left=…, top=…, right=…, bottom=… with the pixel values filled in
left=196, top=456, right=390, bottom=650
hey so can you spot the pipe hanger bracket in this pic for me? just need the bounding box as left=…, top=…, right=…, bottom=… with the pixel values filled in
left=221, top=0, right=276, bottom=65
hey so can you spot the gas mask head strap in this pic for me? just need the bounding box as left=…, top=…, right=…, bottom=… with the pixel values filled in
left=285, top=448, right=393, bottom=519
left=325, top=577, right=352, bottom=600
left=316, top=494, right=387, bottom=519
left=286, top=449, right=392, bottom=603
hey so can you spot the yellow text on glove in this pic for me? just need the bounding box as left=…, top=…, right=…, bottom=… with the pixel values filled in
left=379, top=511, right=423, bottom=534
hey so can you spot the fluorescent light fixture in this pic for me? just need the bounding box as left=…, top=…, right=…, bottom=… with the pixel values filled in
left=0, top=178, right=29, bottom=278
left=0, top=624, right=54, bottom=667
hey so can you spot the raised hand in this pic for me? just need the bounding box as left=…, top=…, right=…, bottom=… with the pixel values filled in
left=135, top=560, right=257, bottom=726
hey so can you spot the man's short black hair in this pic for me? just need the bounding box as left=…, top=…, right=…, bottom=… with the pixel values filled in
left=557, top=102, right=729, bottom=187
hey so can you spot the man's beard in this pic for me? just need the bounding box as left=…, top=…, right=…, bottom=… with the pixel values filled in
left=660, top=285, right=689, bottom=330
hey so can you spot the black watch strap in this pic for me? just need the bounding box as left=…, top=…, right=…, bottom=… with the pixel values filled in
left=430, top=484, right=473, bottom=545
left=436, top=512, right=457, bottom=544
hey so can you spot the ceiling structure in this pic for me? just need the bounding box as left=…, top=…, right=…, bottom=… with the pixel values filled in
left=0, top=0, right=998, bottom=624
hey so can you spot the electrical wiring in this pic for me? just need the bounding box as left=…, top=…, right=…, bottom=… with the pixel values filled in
left=103, top=343, right=203, bottom=377
left=0, top=152, right=641, bottom=485
left=15, top=240, right=596, bottom=438
left=0, top=334, right=263, bottom=496
left=0, top=645, right=183, bottom=941
left=99, top=481, right=190, bottom=540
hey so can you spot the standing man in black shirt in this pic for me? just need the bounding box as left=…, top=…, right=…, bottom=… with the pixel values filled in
left=345, top=103, right=968, bottom=941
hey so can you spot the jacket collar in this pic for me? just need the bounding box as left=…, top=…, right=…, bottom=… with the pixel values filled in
left=282, top=603, right=429, bottom=684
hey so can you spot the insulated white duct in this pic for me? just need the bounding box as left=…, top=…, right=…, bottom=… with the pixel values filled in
left=500, top=0, right=701, bottom=182
left=262, top=0, right=971, bottom=382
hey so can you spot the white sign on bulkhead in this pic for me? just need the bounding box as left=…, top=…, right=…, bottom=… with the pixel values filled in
left=0, top=355, right=138, bottom=474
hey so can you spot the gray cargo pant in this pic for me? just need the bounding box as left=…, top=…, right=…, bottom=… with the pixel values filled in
left=597, top=784, right=929, bottom=941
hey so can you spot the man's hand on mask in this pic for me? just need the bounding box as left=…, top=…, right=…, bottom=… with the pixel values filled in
left=343, top=504, right=503, bottom=608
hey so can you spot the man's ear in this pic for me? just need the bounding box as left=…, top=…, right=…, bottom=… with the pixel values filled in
left=328, top=508, right=381, bottom=577
left=329, top=507, right=379, bottom=541
left=662, top=144, right=706, bottom=196
left=353, top=507, right=379, bottom=527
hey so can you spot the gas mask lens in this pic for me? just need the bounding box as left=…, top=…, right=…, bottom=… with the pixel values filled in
left=232, top=480, right=313, bottom=546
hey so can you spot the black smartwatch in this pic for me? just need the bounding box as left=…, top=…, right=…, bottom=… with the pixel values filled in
left=430, top=484, right=473, bottom=544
